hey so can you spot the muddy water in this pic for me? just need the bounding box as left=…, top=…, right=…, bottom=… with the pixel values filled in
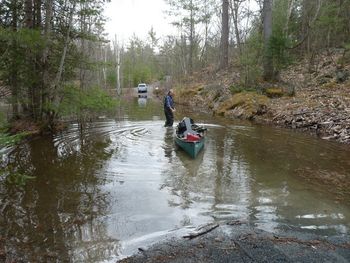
left=1, top=97, right=349, bottom=262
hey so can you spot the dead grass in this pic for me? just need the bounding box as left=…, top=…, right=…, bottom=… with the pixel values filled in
left=176, top=85, right=204, bottom=105
left=9, top=119, right=41, bottom=135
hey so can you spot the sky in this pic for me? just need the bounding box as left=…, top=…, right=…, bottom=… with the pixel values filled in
left=104, top=0, right=175, bottom=43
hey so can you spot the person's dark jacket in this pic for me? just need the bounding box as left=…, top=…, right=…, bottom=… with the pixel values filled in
left=164, top=94, right=174, bottom=110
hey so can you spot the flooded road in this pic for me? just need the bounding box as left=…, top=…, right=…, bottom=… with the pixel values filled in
left=1, top=97, right=349, bottom=262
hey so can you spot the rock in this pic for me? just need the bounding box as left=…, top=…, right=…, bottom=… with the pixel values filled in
left=138, top=247, right=146, bottom=252
left=322, top=135, right=336, bottom=140
left=316, top=75, right=332, bottom=85
left=332, top=125, right=342, bottom=133
left=336, top=70, right=348, bottom=83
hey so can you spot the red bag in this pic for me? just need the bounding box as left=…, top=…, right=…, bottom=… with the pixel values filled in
left=186, top=133, right=200, bottom=142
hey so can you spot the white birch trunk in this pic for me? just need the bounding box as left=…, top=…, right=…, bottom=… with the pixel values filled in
left=114, top=35, right=121, bottom=96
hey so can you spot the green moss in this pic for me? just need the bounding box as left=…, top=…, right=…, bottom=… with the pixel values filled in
left=230, top=85, right=257, bottom=94
left=229, top=85, right=244, bottom=94
left=265, top=87, right=284, bottom=98
left=6, top=172, right=36, bottom=187
left=215, top=92, right=269, bottom=118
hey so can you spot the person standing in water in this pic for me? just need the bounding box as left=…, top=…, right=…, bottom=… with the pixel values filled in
left=164, top=89, right=175, bottom=127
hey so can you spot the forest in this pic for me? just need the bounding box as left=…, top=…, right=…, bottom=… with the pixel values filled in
left=0, top=0, right=349, bottom=139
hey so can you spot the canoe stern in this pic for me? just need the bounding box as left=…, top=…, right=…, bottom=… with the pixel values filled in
left=175, top=136, right=205, bottom=158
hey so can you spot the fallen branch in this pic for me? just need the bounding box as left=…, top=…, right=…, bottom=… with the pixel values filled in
left=183, top=223, right=219, bottom=239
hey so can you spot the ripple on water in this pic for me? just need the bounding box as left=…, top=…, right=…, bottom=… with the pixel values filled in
left=52, top=121, right=161, bottom=158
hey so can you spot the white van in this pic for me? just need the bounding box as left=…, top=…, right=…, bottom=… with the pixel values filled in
left=137, top=83, right=147, bottom=93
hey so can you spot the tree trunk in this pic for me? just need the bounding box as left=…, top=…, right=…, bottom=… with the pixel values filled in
left=25, top=0, right=37, bottom=119
left=10, top=0, right=19, bottom=118
left=188, top=2, right=194, bottom=74
left=24, top=0, right=33, bottom=28
left=79, top=1, right=88, bottom=90
left=46, top=2, right=75, bottom=123
left=284, top=0, right=294, bottom=34
left=301, top=0, right=321, bottom=55
left=34, top=0, right=42, bottom=28
left=102, top=45, right=107, bottom=89
left=262, top=0, right=274, bottom=81
left=114, top=36, right=121, bottom=95
left=51, top=3, right=75, bottom=92
left=220, top=0, right=229, bottom=69
left=199, top=13, right=209, bottom=66
left=30, top=0, right=44, bottom=119
left=41, top=0, right=53, bottom=121
left=231, top=0, right=242, bottom=56
left=199, top=0, right=211, bottom=66
left=179, top=35, right=188, bottom=75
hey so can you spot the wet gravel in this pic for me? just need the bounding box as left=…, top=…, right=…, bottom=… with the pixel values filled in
left=119, top=222, right=350, bottom=263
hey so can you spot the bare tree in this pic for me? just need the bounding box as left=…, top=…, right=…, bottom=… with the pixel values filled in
left=284, top=0, right=295, bottom=34
left=230, top=0, right=243, bottom=55
left=114, top=36, right=121, bottom=96
left=166, top=0, right=202, bottom=75
left=220, top=0, right=229, bottom=69
left=262, top=0, right=273, bottom=80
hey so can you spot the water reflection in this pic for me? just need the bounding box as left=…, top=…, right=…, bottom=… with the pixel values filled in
left=137, top=97, right=147, bottom=107
left=0, top=132, right=118, bottom=262
left=0, top=100, right=349, bottom=261
left=235, top=125, right=350, bottom=234
left=176, top=148, right=204, bottom=177
left=163, top=127, right=174, bottom=159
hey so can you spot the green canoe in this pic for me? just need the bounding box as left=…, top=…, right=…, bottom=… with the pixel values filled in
left=175, top=135, right=205, bottom=158
left=175, top=117, right=207, bottom=158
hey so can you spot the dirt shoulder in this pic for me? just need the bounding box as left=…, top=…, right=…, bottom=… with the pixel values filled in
left=119, top=222, right=350, bottom=263
left=175, top=50, right=350, bottom=145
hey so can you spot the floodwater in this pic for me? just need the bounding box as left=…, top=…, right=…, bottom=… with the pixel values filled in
left=1, top=97, right=349, bottom=262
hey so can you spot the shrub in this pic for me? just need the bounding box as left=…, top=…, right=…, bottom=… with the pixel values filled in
left=49, top=85, right=119, bottom=120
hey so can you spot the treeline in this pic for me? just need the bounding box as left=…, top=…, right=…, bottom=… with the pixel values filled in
left=120, top=0, right=350, bottom=88
left=259, top=0, right=350, bottom=81
left=119, top=32, right=161, bottom=88
left=0, top=0, right=118, bottom=126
